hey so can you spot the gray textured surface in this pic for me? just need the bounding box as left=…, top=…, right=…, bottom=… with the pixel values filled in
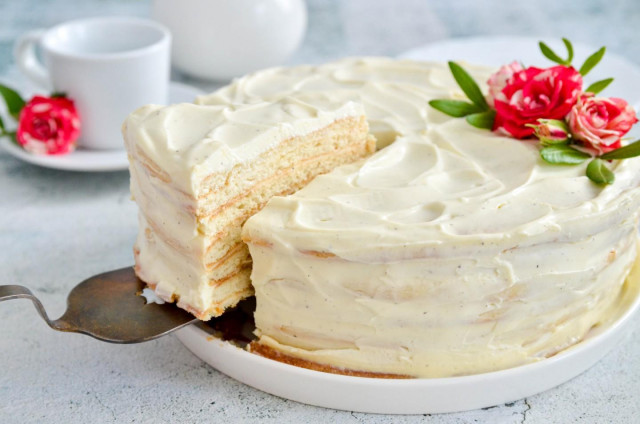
left=1, top=0, right=640, bottom=422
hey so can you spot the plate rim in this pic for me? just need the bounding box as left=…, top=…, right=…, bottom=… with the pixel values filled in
left=398, top=34, right=637, bottom=64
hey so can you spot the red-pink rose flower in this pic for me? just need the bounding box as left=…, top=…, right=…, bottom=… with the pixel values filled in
left=568, top=94, right=638, bottom=154
left=17, top=95, right=81, bottom=155
left=493, top=65, right=583, bottom=139
left=486, top=61, right=523, bottom=108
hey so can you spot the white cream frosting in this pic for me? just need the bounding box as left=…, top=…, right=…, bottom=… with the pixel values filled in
left=193, top=57, right=640, bottom=377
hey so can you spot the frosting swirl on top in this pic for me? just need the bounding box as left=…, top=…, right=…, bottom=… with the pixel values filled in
left=198, top=58, right=492, bottom=148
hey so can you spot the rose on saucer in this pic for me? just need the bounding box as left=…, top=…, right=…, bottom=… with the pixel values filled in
left=0, top=84, right=80, bottom=155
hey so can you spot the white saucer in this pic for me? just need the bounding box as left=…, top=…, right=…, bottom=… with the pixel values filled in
left=399, top=36, right=640, bottom=110
left=0, top=81, right=203, bottom=172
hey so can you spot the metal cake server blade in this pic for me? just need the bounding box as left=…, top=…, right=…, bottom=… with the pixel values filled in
left=0, top=267, right=197, bottom=343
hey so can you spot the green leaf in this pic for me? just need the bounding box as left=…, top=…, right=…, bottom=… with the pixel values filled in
left=579, top=47, right=605, bottom=76
left=539, top=41, right=568, bottom=65
left=448, top=62, right=489, bottom=110
left=0, top=115, right=4, bottom=132
left=0, top=84, right=26, bottom=120
left=562, top=38, right=574, bottom=64
left=540, top=145, right=591, bottom=164
left=600, top=139, right=640, bottom=160
left=539, top=39, right=576, bottom=65
left=428, top=99, right=483, bottom=117
left=585, top=78, right=614, bottom=95
left=586, top=158, right=615, bottom=184
left=465, top=110, right=496, bottom=129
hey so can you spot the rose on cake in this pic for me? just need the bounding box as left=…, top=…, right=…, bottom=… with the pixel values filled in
left=430, top=38, right=640, bottom=185
left=492, top=66, right=582, bottom=139
left=568, top=94, right=638, bottom=154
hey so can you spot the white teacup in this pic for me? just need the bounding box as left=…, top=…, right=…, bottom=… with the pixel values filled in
left=14, top=17, right=171, bottom=150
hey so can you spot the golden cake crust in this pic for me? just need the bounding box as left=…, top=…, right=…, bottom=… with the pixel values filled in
left=248, top=342, right=412, bottom=379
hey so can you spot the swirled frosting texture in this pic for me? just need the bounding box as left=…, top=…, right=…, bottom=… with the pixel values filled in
left=198, top=58, right=640, bottom=377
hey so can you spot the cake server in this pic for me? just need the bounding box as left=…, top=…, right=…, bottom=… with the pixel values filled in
left=0, top=267, right=197, bottom=343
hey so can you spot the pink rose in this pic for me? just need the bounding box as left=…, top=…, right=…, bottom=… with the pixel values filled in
left=486, top=61, right=523, bottom=108
left=17, top=95, right=81, bottom=155
left=493, top=66, right=583, bottom=139
left=568, top=94, right=638, bottom=154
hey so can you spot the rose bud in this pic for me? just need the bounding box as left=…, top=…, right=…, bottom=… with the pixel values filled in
left=527, top=119, right=571, bottom=145
left=568, top=94, right=638, bottom=154
left=17, top=95, right=81, bottom=155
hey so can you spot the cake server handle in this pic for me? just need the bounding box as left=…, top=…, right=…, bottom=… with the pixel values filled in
left=0, top=285, right=73, bottom=332
left=0, top=268, right=197, bottom=343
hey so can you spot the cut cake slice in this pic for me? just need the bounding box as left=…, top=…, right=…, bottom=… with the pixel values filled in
left=123, top=99, right=374, bottom=320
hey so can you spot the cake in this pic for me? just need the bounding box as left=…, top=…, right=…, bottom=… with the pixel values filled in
left=126, top=57, right=640, bottom=378
left=123, top=100, right=375, bottom=319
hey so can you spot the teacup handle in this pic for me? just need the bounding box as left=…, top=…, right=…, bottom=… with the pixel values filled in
left=14, top=29, right=51, bottom=89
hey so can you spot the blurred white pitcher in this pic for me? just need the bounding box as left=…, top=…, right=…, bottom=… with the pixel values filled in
left=152, top=0, right=307, bottom=81
left=14, top=17, right=171, bottom=150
